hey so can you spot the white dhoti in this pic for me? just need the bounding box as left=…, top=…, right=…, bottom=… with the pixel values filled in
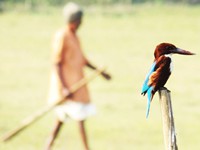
left=55, top=100, right=96, bottom=122
left=48, top=71, right=95, bottom=122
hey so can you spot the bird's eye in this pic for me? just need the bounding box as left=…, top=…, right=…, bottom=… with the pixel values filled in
left=166, top=46, right=173, bottom=50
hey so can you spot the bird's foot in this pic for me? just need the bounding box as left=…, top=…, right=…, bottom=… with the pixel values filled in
left=159, top=87, right=171, bottom=92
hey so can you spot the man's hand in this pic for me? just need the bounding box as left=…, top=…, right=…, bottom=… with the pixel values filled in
left=86, top=62, right=111, bottom=80
left=101, top=71, right=111, bottom=80
left=62, top=88, right=72, bottom=98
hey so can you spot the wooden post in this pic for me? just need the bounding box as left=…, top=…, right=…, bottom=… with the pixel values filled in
left=159, top=87, right=178, bottom=150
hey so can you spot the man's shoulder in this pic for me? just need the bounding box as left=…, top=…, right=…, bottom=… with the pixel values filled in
left=54, top=28, right=69, bottom=41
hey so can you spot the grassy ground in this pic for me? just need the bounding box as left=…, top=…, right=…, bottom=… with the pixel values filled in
left=0, top=4, right=200, bottom=150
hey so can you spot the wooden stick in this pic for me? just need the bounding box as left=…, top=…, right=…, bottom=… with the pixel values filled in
left=1, top=68, right=105, bottom=142
left=159, top=87, right=178, bottom=150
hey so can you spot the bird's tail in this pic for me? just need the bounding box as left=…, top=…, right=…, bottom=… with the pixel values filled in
left=146, top=87, right=154, bottom=118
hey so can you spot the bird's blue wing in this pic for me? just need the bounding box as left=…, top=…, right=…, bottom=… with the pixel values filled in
left=141, top=62, right=156, bottom=94
left=146, top=86, right=153, bottom=118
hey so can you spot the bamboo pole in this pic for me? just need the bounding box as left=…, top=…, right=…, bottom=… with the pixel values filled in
left=159, top=87, right=178, bottom=150
left=1, top=68, right=105, bottom=142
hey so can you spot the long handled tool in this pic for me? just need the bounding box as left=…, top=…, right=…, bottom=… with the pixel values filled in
left=1, top=68, right=105, bottom=142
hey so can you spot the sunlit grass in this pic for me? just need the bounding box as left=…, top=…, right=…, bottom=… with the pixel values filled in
left=0, top=4, right=200, bottom=150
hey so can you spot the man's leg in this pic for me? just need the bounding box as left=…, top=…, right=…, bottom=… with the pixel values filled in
left=45, top=120, right=63, bottom=150
left=79, top=120, right=90, bottom=150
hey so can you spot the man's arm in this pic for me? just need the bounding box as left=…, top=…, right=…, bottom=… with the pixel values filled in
left=52, top=32, right=70, bottom=97
left=86, top=61, right=111, bottom=80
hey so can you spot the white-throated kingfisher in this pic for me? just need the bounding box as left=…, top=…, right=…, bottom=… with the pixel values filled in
left=141, top=43, right=195, bottom=118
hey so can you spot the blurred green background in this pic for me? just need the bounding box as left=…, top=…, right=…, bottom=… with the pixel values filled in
left=0, top=1, right=200, bottom=150
left=1, top=0, right=200, bottom=11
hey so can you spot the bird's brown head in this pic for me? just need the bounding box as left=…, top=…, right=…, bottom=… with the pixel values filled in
left=154, top=43, right=195, bottom=59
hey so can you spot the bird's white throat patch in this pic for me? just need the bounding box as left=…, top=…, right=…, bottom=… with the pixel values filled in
left=164, top=54, right=173, bottom=72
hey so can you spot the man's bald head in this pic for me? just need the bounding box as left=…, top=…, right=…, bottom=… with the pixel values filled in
left=63, top=2, right=83, bottom=24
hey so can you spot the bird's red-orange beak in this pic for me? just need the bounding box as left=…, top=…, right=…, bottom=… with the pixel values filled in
left=171, top=48, right=195, bottom=55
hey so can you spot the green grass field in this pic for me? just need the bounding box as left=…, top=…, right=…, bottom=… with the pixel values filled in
left=0, top=4, right=200, bottom=150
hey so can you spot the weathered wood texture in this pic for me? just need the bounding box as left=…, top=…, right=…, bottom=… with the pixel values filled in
left=159, top=88, right=178, bottom=150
